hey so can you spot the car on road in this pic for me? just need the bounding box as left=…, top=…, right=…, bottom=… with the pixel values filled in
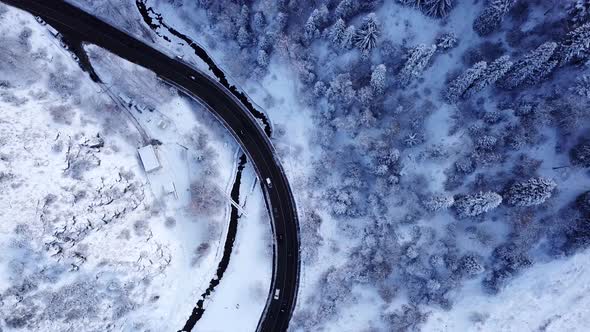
left=266, top=177, right=272, bottom=188
left=274, top=289, right=280, bottom=300
left=35, top=16, right=46, bottom=25
left=59, top=39, right=69, bottom=50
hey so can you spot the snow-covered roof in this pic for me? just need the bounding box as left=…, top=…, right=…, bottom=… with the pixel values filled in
left=138, top=145, right=161, bottom=173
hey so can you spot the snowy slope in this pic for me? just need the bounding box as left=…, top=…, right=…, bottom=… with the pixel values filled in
left=0, top=4, right=264, bottom=331
left=423, top=249, right=590, bottom=332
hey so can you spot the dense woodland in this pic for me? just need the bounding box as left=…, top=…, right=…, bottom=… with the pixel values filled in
left=160, top=0, right=590, bottom=330
left=2, top=0, right=590, bottom=330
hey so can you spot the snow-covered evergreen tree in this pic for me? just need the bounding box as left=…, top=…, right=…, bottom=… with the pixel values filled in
left=506, top=177, right=557, bottom=207
left=396, top=0, right=422, bottom=6
left=313, top=81, right=327, bottom=98
left=328, top=18, right=347, bottom=48
left=354, top=13, right=381, bottom=56
left=444, top=61, right=487, bottom=103
left=424, top=0, right=454, bottom=18
left=476, top=135, right=498, bottom=150
left=578, top=191, right=590, bottom=215
left=335, top=0, right=360, bottom=20
left=342, top=25, right=356, bottom=50
left=252, top=12, right=266, bottom=32
left=359, top=107, right=377, bottom=127
left=357, top=86, right=375, bottom=108
left=459, top=254, right=485, bottom=277
left=465, top=55, right=513, bottom=97
left=473, top=0, right=517, bottom=36
left=370, top=64, right=387, bottom=94
left=423, top=193, right=455, bottom=212
left=435, top=32, right=458, bottom=50
left=568, top=0, right=590, bottom=28
left=398, top=44, right=437, bottom=85
left=571, top=75, right=590, bottom=98
left=560, top=23, right=590, bottom=65
left=500, top=41, right=558, bottom=90
left=303, top=5, right=329, bottom=44
left=454, top=191, right=503, bottom=217
left=327, top=73, right=356, bottom=106
left=571, top=139, right=590, bottom=167
left=237, top=5, right=249, bottom=28
left=237, top=26, right=251, bottom=48
left=257, top=49, right=269, bottom=67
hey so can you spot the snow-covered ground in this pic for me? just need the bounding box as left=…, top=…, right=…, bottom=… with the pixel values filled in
left=0, top=4, right=272, bottom=331
left=197, top=164, right=272, bottom=332
left=423, top=250, right=590, bottom=332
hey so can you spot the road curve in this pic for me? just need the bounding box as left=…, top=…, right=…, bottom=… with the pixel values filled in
left=0, top=1, right=300, bottom=331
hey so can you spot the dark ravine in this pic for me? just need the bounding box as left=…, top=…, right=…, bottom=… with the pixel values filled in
left=181, top=154, right=248, bottom=332
left=136, top=0, right=273, bottom=138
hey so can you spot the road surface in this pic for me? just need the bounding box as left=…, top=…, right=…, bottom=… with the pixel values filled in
left=0, top=1, right=300, bottom=331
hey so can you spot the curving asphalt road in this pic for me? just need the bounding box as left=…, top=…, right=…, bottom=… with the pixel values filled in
left=0, top=1, right=300, bottom=331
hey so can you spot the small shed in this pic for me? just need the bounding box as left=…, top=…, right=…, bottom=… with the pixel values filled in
left=162, top=181, right=178, bottom=199
left=138, top=145, right=161, bottom=173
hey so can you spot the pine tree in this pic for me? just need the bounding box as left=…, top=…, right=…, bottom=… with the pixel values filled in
left=257, top=49, right=269, bottom=67
left=506, top=177, right=557, bottom=207
left=473, top=0, right=517, bottom=36
left=398, top=44, right=437, bottom=85
left=357, top=86, right=375, bottom=108
left=237, top=5, right=249, bottom=28
left=454, top=191, right=503, bottom=218
left=436, top=32, right=458, bottom=50
left=313, top=81, right=327, bottom=98
left=560, top=23, right=590, bottom=65
left=578, top=191, right=590, bottom=215
left=327, top=73, right=356, bottom=106
left=444, top=61, right=487, bottom=103
left=370, top=64, right=387, bottom=94
left=571, top=75, right=590, bottom=98
left=568, top=0, right=590, bottom=28
left=397, top=0, right=426, bottom=7
left=335, top=0, right=360, bottom=20
left=354, top=13, right=381, bottom=56
left=424, top=0, right=454, bottom=18
left=328, top=18, right=347, bottom=47
left=459, top=254, right=485, bottom=276
left=252, top=12, right=266, bottom=32
left=237, top=26, right=251, bottom=48
left=571, top=139, right=590, bottom=167
left=500, top=41, right=558, bottom=90
left=423, top=193, right=455, bottom=212
left=341, top=25, right=356, bottom=50
left=303, top=5, right=329, bottom=44
left=465, top=55, right=513, bottom=97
